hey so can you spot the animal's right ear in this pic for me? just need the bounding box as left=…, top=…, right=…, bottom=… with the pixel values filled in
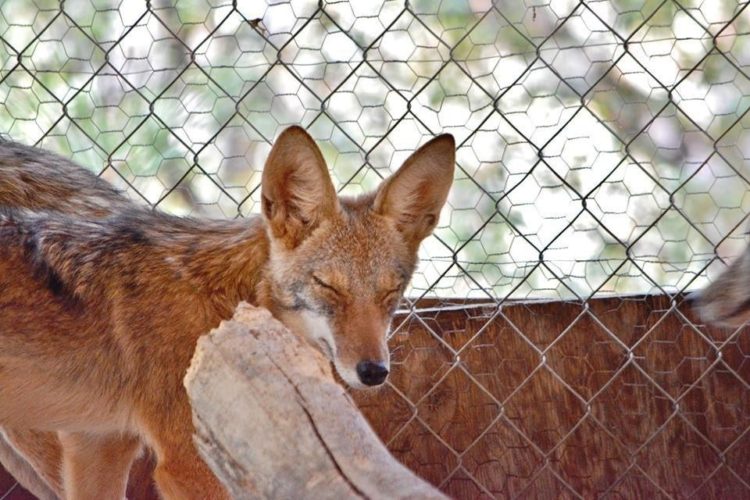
left=373, top=134, right=455, bottom=251
left=261, top=126, right=338, bottom=249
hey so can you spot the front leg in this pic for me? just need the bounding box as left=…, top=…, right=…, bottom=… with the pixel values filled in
left=140, top=403, right=229, bottom=500
left=59, top=432, right=141, bottom=500
left=0, top=427, right=63, bottom=499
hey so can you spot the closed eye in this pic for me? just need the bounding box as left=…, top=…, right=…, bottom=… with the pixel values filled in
left=312, top=275, right=342, bottom=296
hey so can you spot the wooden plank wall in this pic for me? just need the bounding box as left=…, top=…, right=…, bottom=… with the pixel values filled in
left=355, top=293, right=750, bottom=498
left=2, top=293, right=748, bottom=498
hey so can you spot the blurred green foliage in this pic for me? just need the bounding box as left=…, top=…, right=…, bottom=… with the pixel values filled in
left=1, top=0, right=749, bottom=299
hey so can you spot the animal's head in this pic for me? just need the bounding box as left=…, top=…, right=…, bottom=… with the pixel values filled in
left=695, top=244, right=750, bottom=328
left=260, top=126, right=454, bottom=389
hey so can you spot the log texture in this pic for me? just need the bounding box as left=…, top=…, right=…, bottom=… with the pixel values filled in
left=184, top=303, right=446, bottom=500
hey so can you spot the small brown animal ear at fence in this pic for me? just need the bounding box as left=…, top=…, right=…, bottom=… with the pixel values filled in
left=184, top=303, right=446, bottom=500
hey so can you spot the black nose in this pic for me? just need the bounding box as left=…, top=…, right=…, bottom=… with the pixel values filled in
left=356, top=360, right=389, bottom=386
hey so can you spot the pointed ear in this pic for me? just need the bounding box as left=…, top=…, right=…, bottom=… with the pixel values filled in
left=373, top=134, right=455, bottom=249
left=261, top=126, right=338, bottom=249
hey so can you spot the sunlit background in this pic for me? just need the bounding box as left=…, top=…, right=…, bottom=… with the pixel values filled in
left=1, top=0, right=749, bottom=301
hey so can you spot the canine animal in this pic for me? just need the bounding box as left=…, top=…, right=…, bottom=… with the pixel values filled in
left=0, top=127, right=455, bottom=499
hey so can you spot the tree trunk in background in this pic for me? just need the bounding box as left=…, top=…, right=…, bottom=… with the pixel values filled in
left=184, top=303, right=446, bottom=500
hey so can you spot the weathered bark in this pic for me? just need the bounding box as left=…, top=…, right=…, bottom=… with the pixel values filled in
left=184, top=303, right=446, bottom=500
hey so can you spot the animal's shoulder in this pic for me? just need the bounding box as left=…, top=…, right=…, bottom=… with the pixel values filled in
left=0, top=207, right=163, bottom=303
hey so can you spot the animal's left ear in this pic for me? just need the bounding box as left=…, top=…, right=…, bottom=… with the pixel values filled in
left=373, top=134, right=455, bottom=249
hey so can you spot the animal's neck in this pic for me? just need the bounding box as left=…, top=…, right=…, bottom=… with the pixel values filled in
left=176, top=215, right=272, bottom=318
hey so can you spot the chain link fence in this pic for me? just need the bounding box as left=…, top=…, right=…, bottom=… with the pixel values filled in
left=1, top=0, right=750, bottom=498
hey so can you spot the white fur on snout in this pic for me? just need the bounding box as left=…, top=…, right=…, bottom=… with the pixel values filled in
left=298, top=312, right=364, bottom=387
left=299, top=311, right=336, bottom=356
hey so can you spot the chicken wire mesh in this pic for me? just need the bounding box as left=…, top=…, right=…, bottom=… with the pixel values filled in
left=1, top=0, right=750, bottom=498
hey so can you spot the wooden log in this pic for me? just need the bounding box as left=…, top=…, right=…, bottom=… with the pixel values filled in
left=184, top=303, right=447, bottom=500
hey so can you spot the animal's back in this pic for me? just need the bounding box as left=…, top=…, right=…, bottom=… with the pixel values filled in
left=0, top=140, right=133, bottom=217
left=0, top=207, right=206, bottom=432
left=0, top=204, right=264, bottom=370
left=0, top=211, right=121, bottom=430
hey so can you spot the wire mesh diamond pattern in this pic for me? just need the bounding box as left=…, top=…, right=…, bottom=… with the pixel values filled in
left=2, top=1, right=750, bottom=498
